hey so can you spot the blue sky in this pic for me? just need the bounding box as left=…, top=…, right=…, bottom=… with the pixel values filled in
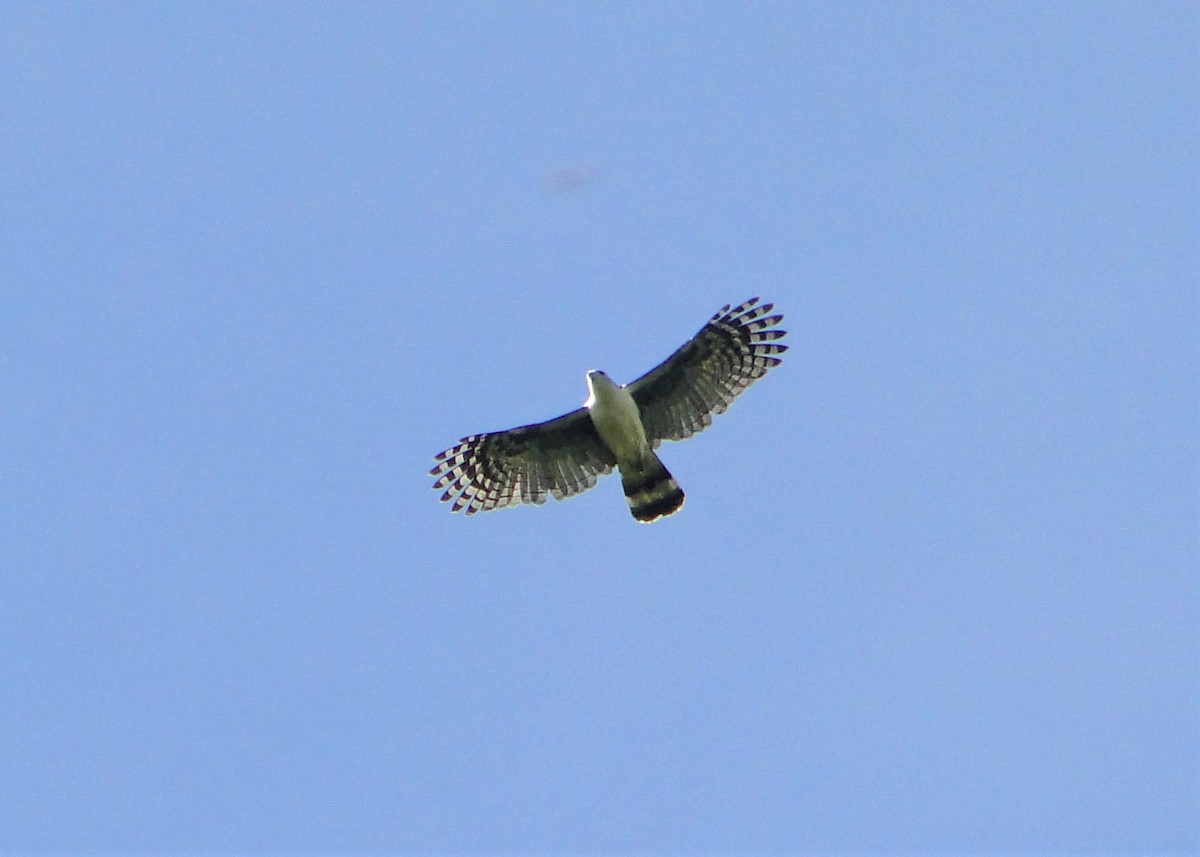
left=1, top=2, right=1196, bottom=852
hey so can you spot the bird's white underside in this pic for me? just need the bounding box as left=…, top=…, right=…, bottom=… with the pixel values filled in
left=584, top=370, right=648, bottom=464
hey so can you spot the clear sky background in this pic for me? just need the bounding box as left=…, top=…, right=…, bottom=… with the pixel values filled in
left=1, top=2, right=1196, bottom=853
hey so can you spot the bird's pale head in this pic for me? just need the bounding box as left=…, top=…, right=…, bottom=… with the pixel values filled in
left=584, top=369, right=616, bottom=406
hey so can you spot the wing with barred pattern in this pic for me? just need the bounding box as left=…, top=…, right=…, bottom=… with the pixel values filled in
left=627, top=297, right=787, bottom=446
left=430, top=407, right=618, bottom=515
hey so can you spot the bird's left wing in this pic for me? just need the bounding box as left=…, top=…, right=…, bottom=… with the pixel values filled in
left=431, top=407, right=617, bottom=515
left=628, top=297, right=787, bottom=446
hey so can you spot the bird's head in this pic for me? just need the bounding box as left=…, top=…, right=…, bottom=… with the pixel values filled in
left=584, top=369, right=615, bottom=406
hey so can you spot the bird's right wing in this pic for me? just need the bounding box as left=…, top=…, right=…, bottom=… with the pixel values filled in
left=627, top=297, right=787, bottom=445
left=431, top=407, right=618, bottom=515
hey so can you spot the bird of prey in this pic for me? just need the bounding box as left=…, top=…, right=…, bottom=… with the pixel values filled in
left=430, top=297, right=787, bottom=522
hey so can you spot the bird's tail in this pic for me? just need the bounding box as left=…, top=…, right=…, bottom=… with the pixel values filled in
left=620, top=450, right=685, bottom=523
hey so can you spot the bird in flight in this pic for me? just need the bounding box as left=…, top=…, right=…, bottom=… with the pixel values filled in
left=431, top=297, right=787, bottom=522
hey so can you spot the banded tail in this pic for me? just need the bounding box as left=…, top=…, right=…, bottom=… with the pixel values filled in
left=620, top=451, right=685, bottom=523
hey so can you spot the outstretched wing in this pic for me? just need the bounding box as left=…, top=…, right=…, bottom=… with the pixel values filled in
left=627, top=297, right=787, bottom=446
left=431, top=407, right=618, bottom=515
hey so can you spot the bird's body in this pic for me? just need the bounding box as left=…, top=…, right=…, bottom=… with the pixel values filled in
left=431, top=297, right=787, bottom=522
left=583, top=370, right=646, bottom=459
left=585, top=370, right=684, bottom=522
